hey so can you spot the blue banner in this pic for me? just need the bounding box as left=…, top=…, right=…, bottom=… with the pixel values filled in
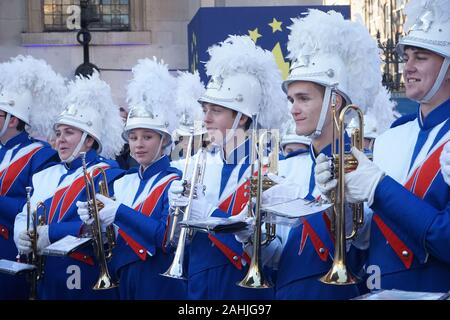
left=188, top=5, right=350, bottom=84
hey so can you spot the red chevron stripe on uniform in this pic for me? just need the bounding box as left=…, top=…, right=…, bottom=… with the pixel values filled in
left=373, top=139, right=449, bottom=269
left=0, top=146, right=42, bottom=195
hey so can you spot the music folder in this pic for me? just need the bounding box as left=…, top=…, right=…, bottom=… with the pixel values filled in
left=180, top=217, right=248, bottom=234
left=262, top=197, right=333, bottom=226
left=42, top=235, right=93, bottom=257
left=353, top=289, right=450, bottom=300
left=0, top=259, right=36, bottom=275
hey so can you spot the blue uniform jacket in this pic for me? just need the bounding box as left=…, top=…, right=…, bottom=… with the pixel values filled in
left=0, top=131, right=57, bottom=300
left=369, top=99, right=450, bottom=292
left=15, top=149, right=124, bottom=299
left=276, top=135, right=364, bottom=300
left=187, top=139, right=274, bottom=299
left=109, top=155, right=186, bottom=299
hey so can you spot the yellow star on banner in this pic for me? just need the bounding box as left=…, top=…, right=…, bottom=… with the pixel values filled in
left=248, top=28, right=262, bottom=43
left=272, top=42, right=290, bottom=80
left=268, top=18, right=282, bottom=33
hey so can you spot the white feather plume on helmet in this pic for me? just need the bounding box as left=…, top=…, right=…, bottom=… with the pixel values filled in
left=56, top=71, right=124, bottom=159
left=199, top=35, right=289, bottom=130
left=401, top=0, right=450, bottom=59
left=174, top=70, right=206, bottom=137
left=284, top=10, right=395, bottom=139
left=125, top=57, right=176, bottom=146
left=0, top=55, right=67, bottom=139
left=285, top=10, right=383, bottom=113
left=365, top=86, right=397, bottom=137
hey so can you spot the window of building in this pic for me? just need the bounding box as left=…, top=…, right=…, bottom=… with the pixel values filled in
left=43, top=0, right=130, bottom=32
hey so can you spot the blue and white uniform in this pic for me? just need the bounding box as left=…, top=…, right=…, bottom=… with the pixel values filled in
left=185, top=139, right=275, bottom=300
left=14, top=150, right=124, bottom=300
left=369, top=99, right=450, bottom=292
left=109, top=155, right=187, bottom=299
left=276, top=138, right=365, bottom=300
left=0, top=132, right=57, bottom=300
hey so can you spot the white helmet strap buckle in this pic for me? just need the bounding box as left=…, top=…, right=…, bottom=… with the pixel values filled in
left=420, top=57, right=450, bottom=103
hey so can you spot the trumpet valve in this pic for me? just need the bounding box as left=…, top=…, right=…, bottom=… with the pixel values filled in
left=262, top=176, right=276, bottom=191
left=89, top=199, right=105, bottom=211
left=333, top=154, right=358, bottom=175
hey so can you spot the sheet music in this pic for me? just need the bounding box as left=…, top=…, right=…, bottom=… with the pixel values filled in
left=180, top=217, right=248, bottom=234
left=262, top=197, right=333, bottom=219
left=0, top=259, right=36, bottom=275
left=42, top=235, right=92, bottom=257
left=355, top=289, right=448, bottom=300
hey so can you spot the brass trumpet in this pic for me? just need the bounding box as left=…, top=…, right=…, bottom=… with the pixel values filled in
left=238, top=115, right=278, bottom=289
left=319, top=93, right=365, bottom=285
left=80, top=152, right=118, bottom=290
left=25, top=186, right=47, bottom=300
left=162, top=130, right=207, bottom=280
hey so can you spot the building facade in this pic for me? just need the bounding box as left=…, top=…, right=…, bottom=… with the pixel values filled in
left=0, top=0, right=321, bottom=107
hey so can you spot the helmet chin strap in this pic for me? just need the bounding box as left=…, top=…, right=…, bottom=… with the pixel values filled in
left=130, top=134, right=165, bottom=170
left=420, top=57, right=450, bottom=103
left=307, top=86, right=333, bottom=139
left=212, top=111, right=243, bottom=148
left=0, top=113, right=11, bottom=139
left=62, top=132, right=88, bottom=164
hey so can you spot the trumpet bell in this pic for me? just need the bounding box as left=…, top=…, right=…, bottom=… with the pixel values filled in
left=237, top=262, right=272, bottom=289
left=161, top=261, right=187, bottom=280
left=319, top=260, right=359, bottom=285
left=93, top=271, right=118, bottom=290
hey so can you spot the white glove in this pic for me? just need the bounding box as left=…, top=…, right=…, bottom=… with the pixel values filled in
left=262, top=173, right=302, bottom=206
left=314, top=153, right=337, bottom=201
left=440, top=141, right=450, bottom=186
left=96, top=194, right=120, bottom=228
left=76, top=201, right=93, bottom=225
left=168, top=180, right=189, bottom=207
left=36, top=225, right=50, bottom=254
left=16, top=226, right=50, bottom=255
left=17, top=230, right=32, bottom=254
left=344, top=147, right=385, bottom=206
left=188, top=188, right=213, bottom=221
left=230, top=207, right=254, bottom=244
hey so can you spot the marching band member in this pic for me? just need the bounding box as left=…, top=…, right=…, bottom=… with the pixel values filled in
left=78, top=58, right=187, bottom=299
left=280, top=119, right=311, bottom=158
left=262, top=9, right=392, bottom=299
left=169, top=35, right=288, bottom=299
left=171, top=70, right=207, bottom=164
left=14, top=72, right=124, bottom=299
left=0, top=56, right=62, bottom=299
left=317, top=0, right=450, bottom=292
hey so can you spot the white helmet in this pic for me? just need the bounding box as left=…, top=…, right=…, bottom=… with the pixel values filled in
left=283, top=53, right=351, bottom=104
left=55, top=71, right=123, bottom=160
left=397, top=0, right=450, bottom=103
left=174, top=71, right=206, bottom=137
left=56, top=103, right=103, bottom=150
left=199, top=35, right=288, bottom=130
left=200, top=73, right=263, bottom=121
left=124, top=104, right=171, bottom=140
left=0, top=89, right=32, bottom=124
left=281, top=118, right=311, bottom=148
left=0, top=55, right=67, bottom=139
left=124, top=57, right=176, bottom=146
left=284, top=10, right=383, bottom=138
